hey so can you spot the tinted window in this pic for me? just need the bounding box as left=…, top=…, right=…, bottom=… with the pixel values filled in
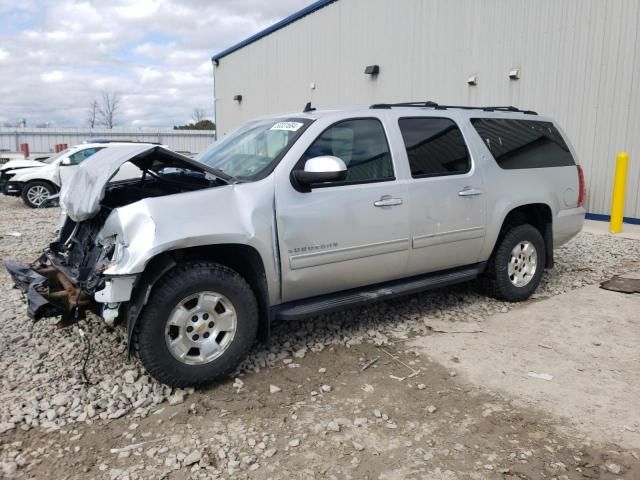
left=303, top=118, right=394, bottom=183
left=68, top=147, right=103, bottom=165
left=471, top=118, right=575, bottom=169
left=398, top=118, right=470, bottom=177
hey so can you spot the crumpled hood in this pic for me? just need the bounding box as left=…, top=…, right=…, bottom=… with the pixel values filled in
left=1, top=159, right=45, bottom=171
left=60, top=144, right=216, bottom=223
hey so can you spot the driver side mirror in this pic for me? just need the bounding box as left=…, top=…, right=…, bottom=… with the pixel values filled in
left=60, top=158, right=72, bottom=166
left=293, top=156, right=348, bottom=188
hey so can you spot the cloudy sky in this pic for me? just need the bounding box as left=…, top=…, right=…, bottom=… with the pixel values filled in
left=0, top=0, right=314, bottom=128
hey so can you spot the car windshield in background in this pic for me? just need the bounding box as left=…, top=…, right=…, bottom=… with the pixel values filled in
left=195, top=118, right=312, bottom=179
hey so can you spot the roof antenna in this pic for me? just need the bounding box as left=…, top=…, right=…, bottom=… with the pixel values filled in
left=303, top=102, right=316, bottom=113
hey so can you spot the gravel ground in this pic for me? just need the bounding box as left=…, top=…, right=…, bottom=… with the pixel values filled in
left=1, top=194, right=640, bottom=478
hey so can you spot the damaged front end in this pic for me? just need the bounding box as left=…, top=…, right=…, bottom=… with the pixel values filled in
left=5, top=257, right=90, bottom=323
left=5, top=144, right=229, bottom=328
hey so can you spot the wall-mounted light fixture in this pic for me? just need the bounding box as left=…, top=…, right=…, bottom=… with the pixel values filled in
left=310, top=81, right=316, bottom=90
left=509, top=68, right=520, bottom=80
left=233, top=94, right=242, bottom=102
left=364, top=65, right=380, bottom=75
left=467, top=75, right=478, bottom=86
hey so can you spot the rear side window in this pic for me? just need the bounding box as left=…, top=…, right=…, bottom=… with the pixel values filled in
left=302, top=118, right=394, bottom=183
left=471, top=118, right=575, bottom=169
left=398, top=118, right=470, bottom=177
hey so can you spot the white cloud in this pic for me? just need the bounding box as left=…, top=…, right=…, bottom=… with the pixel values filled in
left=114, top=0, right=161, bottom=20
left=0, top=0, right=315, bottom=127
left=46, top=30, right=70, bottom=40
left=41, top=70, right=65, bottom=82
left=138, top=67, right=163, bottom=84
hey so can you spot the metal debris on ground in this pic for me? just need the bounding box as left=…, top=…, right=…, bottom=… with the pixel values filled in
left=600, top=272, right=640, bottom=294
left=109, top=437, right=167, bottom=454
left=360, top=356, right=380, bottom=372
left=378, top=347, right=420, bottom=378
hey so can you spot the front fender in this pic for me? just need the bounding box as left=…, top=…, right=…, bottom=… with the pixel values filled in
left=100, top=178, right=280, bottom=304
left=11, top=166, right=59, bottom=186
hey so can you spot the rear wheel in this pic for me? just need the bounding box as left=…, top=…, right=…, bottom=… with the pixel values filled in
left=21, top=181, right=55, bottom=208
left=134, top=262, right=258, bottom=388
left=482, top=224, right=546, bottom=301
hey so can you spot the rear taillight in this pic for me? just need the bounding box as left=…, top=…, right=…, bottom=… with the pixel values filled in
left=577, top=165, right=585, bottom=207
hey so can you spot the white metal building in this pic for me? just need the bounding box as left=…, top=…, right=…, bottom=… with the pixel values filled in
left=211, top=0, right=640, bottom=221
left=0, top=127, right=215, bottom=156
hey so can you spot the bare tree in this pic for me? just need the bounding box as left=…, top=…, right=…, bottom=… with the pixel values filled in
left=98, top=91, right=122, bottom=129
left=87, top=100, right=99, bottom=128
left=191, top=108, right=206, bottom=124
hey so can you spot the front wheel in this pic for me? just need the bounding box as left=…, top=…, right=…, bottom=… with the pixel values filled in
left=482, top=224, right=546, bottom=302
left=134, top=262, right=258, bottom=388
left=21, top=181, right=55, bottom=208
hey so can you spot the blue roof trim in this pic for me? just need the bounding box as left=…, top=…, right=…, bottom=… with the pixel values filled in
left=211, top=0, right=338, bottom=63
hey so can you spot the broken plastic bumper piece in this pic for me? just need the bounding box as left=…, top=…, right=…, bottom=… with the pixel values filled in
left=5, top=258, right=89, bottom=322
left=5, top=259, right=61, bottom=320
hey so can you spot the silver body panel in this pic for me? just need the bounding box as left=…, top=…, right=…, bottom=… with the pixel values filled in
left=63, top=107, right=583, bottom=309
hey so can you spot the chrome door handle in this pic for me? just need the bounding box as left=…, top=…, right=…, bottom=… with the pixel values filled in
left=458, top=187, right=482, bottom=197
left=374, top=196, right=403, bottom=207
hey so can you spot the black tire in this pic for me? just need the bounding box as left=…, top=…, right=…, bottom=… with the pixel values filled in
left=134, top=262, right=258, bottom=388
left=21, top=180, right=55, bottom=208
left=482, top=224, right=546, bottom=302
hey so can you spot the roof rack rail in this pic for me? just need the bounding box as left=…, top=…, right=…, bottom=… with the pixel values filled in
left=369, top=101, right=537, bottom=115
left=84, top=138, right=163, bottom=145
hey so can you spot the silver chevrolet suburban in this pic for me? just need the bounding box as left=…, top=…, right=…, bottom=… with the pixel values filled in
left=6, top=102, right=586, bottom=387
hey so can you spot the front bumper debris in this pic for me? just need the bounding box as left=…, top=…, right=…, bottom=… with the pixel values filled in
left=5, top=258, right=92, bottom=323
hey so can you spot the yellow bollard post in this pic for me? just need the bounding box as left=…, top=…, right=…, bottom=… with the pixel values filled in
left=610, top=151, right=629, bottom=233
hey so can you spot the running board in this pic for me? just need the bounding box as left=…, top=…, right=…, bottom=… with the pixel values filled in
left=272, top=263, right=485, bottom=322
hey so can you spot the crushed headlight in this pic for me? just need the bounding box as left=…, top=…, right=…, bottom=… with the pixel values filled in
left=98, top=235, right=126, bottom=272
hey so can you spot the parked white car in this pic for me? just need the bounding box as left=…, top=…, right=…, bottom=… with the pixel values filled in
left=0, top=152, right=51, bottom=167
left=0, top=142, right=149, bottom=208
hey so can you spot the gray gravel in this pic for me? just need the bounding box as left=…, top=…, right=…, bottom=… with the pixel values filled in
left=1, top=194, right=639, bottom=437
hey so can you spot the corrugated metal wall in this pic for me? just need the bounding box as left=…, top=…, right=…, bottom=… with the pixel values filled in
left=0, top=127, right=215, bottom=155
left=213, top=0, right=640, bottom=219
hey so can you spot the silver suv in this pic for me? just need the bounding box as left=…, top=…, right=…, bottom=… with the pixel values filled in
left=6, top=102, right=586, bottom=387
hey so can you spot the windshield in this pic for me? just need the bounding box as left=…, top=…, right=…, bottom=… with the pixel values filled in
left=43, top=148, right=71, bottom=164
left=195, top=118, right=312, bottom=179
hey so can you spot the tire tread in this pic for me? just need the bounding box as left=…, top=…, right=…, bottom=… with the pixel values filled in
left=482, top=224, right=546, bottom=302
left=133, top=262, right=258, bottom=388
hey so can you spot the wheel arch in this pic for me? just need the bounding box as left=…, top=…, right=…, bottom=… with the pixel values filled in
left=23, top=178, right=59, bottom=192
left=490, top=203, right=554, bottom=269
left=125, top=244, right=270, bottom=354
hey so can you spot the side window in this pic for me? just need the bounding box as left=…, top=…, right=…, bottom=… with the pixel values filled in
left=303, top=118, right=394, bottom=183
left=470, top=118, right=575, bottom=169
left=398, top=117, right=471, bottom=177
left=67, top=147, right=103, bottom=165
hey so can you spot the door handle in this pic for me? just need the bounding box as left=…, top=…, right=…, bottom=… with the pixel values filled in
left=374, top=196, right=403, bottom=207
left=458, top=187, right=482, bottom=197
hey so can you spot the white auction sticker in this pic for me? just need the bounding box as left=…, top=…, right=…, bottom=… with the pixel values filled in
left=270, top=121, right=304, bottom=132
